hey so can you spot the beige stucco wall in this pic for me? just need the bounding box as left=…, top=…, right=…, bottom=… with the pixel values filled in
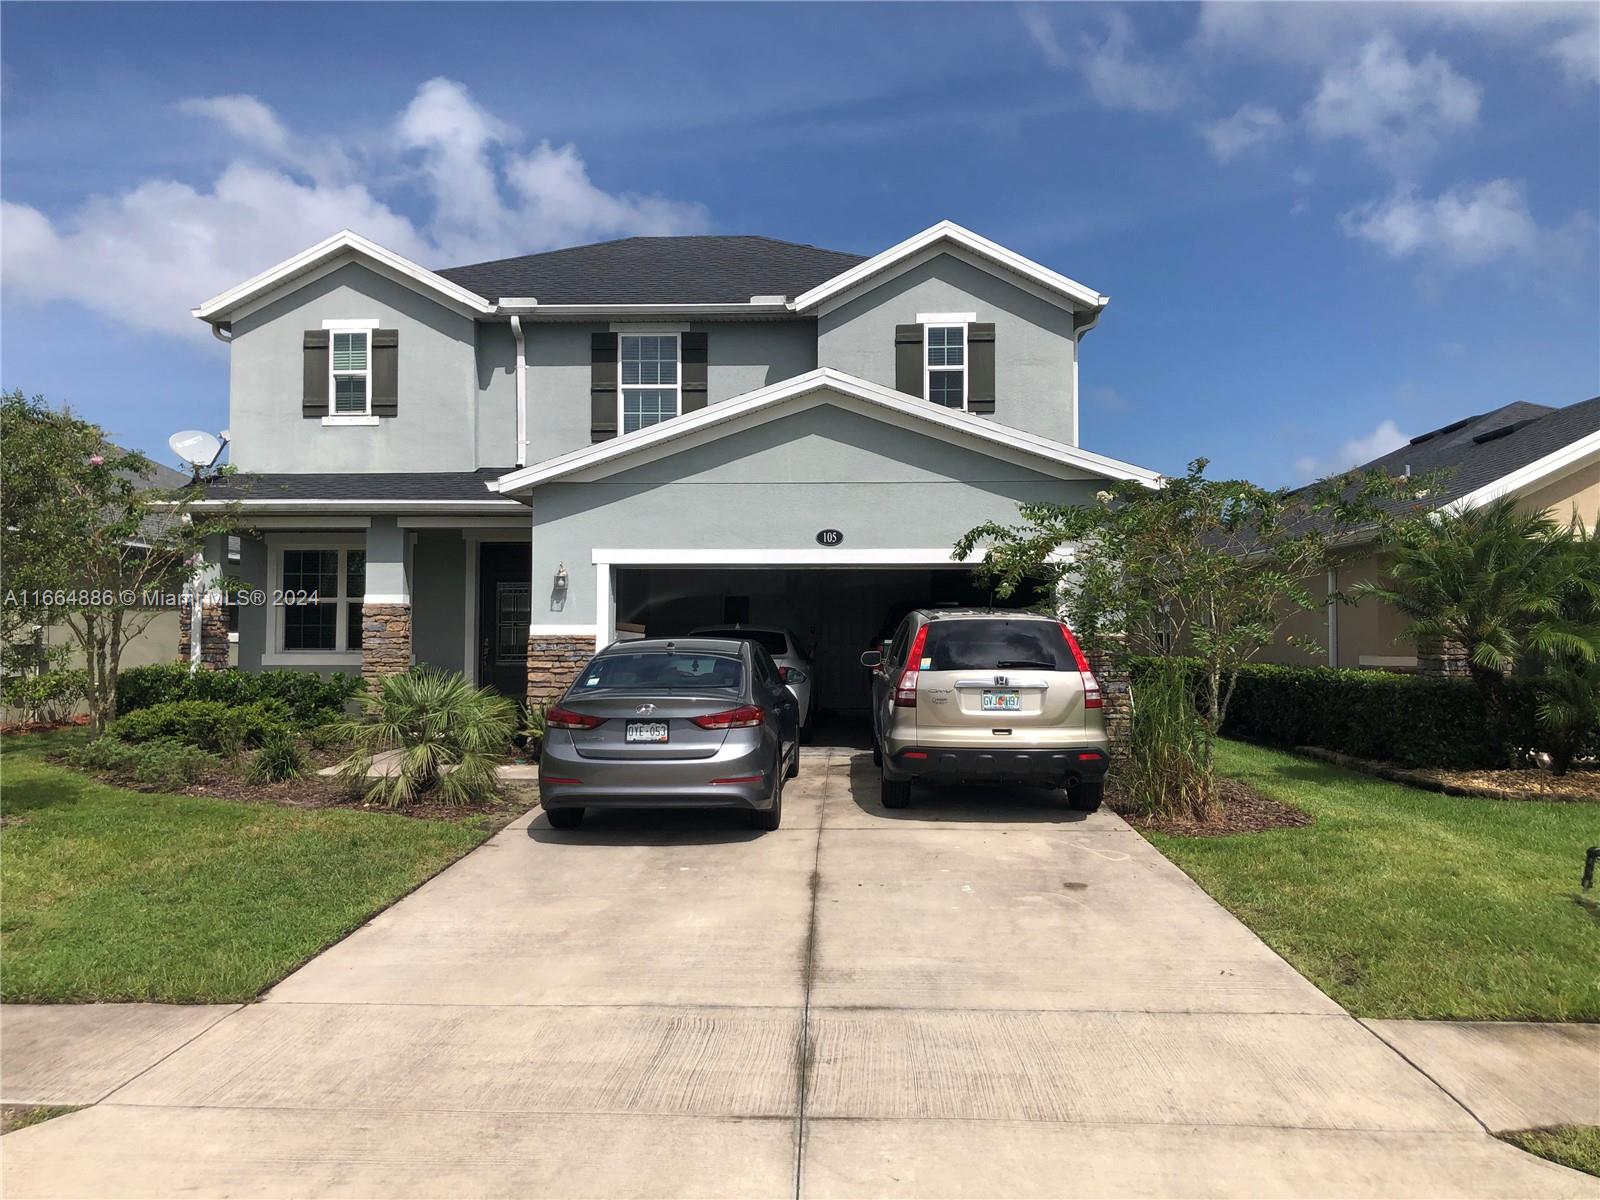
left=1518, top=458, right=1600, bottom=527
left=1256, top=553, right=1416, bottom=670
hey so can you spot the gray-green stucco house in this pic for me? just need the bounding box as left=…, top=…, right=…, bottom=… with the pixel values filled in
left=190, top=221, right=1160, bottom=712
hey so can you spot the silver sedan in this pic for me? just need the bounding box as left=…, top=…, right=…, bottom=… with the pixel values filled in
left=689, top=624, right=815, bottom=740
left=539, top=637, right=800, bottom=831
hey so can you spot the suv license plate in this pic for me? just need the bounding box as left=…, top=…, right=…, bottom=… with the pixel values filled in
left=626, top=721, right=669, bottom=743
left=981, top=690, right=1020, bottom=712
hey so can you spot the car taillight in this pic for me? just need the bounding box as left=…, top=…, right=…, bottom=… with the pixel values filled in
left=894, top=624, right=929, bottom=707
left=546, top=705, right=605, bottom=729
left=1058, top=622, right=1103, bottom=710
left=691, top=705, right=765, bottom=729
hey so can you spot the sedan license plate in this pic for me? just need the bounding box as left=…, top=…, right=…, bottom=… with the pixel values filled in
left=981, top=690, right=1020, bottom=712
left=625, top=720, right=669, bottom=743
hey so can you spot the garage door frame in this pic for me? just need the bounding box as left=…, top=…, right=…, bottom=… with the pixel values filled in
left=590, top=547, right=987, bottom=651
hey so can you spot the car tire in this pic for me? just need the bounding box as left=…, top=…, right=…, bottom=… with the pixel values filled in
left=546, top=806, right=585, bottom=829
left=1069, top=781, right=1104, bottom=813
left=881, top=772, right=911, bottom=809
left=751, top=764, right=783, bottom=831
left=799, top=719, right=812, bottom=746
left=871, top=729, right=883, bottom=767
left=785, top=744, right=800, bottom=779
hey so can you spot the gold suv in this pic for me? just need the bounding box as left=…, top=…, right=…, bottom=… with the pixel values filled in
left=860, top=609, right=1109, bottom=811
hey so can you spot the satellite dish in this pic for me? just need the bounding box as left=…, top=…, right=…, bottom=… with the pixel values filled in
left=169, top=430, right=224, bottom=470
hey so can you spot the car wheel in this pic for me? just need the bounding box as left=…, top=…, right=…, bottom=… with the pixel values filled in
left=751, top=763, right=783, bottom=831
left=799, top=719, right=812, bottom=746
left=785, top=744, right=800, bottom=779
left=871, top=726, right=883, bottom=767
left=1069, top=781, right=1104, bottom=813
left=546, top=806, right=585, bottom=829
left=881, top=772, right=911, bottom=809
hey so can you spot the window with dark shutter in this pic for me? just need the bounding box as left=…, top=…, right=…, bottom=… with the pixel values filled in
left=591, top=332, right=619, bottom=442
left=967, top=323, right=996, bottom=414
left=894, top=324, right=924, bottom=397
left=302, top=331, right=330, bottom=418
left=681, top=331, right=708, bottom=413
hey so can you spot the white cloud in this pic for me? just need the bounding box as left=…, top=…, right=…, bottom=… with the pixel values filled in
left=1546, top=23, right=1600, bottom=85
left=1086, top=385, right=1129, bottom=413
left=1340, top=179, right=1542, bottom=267
left=1306, top=33, right=1480, bottom=169
left=1295, top=418, right=1408, bottom=480
left=1199, top=103, right=1285, bottom=162
left=1081, top=12, right=1190, bottom=113
left=2, top=77, right=710, bottom=339
left=1019, top=5, right=1070, bottom=68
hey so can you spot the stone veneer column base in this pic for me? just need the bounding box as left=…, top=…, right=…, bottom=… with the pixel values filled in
left=527, top=634, right=595, bottom=708
left=1084, top=648, right=1133, bottom=761
left=176, top=599, right=228, bottom=671
left=177, top=599, right=192, bottom=665
left=1416, top=634, right=1470, bottom=678
left=361, top=604, right=413, bottom=684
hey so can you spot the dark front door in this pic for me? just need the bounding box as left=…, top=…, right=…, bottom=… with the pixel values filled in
left=479, top=543, right=532, bottom=699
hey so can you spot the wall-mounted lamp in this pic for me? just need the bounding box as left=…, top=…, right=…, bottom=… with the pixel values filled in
left=553, top=563, right=569, bottom=592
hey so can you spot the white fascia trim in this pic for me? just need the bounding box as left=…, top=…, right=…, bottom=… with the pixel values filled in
left=609, top=321, right=691, bottom=333
left=321, top=415, right=380, bottom=427
left=498, top=303, right=791, bottom=318
left=793, top=221, right=1108, bottom=314
left=1442, top=429, right=1600, bottom=515
left=363, top=593, right=411, bottom=605
left=193, top=230, right=493, bottom=322
left=490, top=367, right=1161, bottom=494
left=594, top=547, right=986, bottom=566
left=398, top=516, right=529, bottom=529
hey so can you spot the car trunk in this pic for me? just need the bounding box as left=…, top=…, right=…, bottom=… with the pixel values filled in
left=560, top=692, right=741, bottom=760
left=914, top=619, right=1087, bottom=741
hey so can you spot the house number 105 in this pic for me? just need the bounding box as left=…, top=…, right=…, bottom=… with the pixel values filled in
left=815, top=529, right=844, bottom=547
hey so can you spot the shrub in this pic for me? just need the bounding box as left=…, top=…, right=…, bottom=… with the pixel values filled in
left=1123, top=658, right=1211, bottom=819
left=116, top=665, right=361, bottom=725
left=67, top=735, right=217, bottom=789
left=111, top=699, right=292, bottom=756
left=335, top=667, right=517, bottom=806
left=1129, top=658, right=1542, bottom=769
left=245, top=727, right=308, bottom=784
left=1, top=669, right=86, bottom=725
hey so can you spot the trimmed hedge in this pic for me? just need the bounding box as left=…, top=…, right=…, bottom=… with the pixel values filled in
left=1129, top=658, right=1542, bottom=769
left=110, top=699, right=294, bottom=756
left=116, top=665, right=360, bottom=725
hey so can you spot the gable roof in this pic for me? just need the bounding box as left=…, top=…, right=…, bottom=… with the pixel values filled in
left=1342, top=396, right=1600, bottom=514
left=790, top=220, right=1108, bottom=315
left=436, top=236, right=865, bottom=305
left=490, top=367, right=1160, bottom=495
left=193, top=230, right=495, bottom=324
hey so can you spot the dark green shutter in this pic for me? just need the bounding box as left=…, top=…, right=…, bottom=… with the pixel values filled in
left=591, top=332, right=619, bottom=441
left=894, top=324, right=924, bottom=397
left=681, top=331, right=709, bottom=414
left=302, top=331, right=329, bottom=418
left=371, top=329, right=399, bottom=417
left=967, top=323, right=996, bottom=414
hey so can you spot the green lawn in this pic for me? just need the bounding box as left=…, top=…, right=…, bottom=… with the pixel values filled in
left=1, top=730, right=491, bottom=1003
left=1147, top=740, right=1600, bottom=1021
left=1501, top=1127, right=1600, bottom=1178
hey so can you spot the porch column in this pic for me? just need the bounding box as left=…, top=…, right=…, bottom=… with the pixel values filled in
left=1084, top=646, right=1133, bottom=761
left=1415, top=634, right=1470, bottom=678
left=179, top=535, right=229, bottom=671
left=524, top=531, right=591, bottom=708
left=362, top=517, right=412, bottom=684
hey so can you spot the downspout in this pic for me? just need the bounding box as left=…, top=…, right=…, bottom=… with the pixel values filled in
left=1071, top=305, right=1104, bottom=449
left=1326, top=566, right=1339, bottom=668
left=510, top=315, right=528, bottom=468
left=210, top=321, right=233, bottom=345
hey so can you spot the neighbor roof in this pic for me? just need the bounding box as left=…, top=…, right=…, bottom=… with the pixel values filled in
left=435, top=236, right=866, bottom=305
left=1345, top=395, right=1600, bottom=513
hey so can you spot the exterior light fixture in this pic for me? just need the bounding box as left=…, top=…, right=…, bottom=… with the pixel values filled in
left=554, top=563, right=569, bottom=591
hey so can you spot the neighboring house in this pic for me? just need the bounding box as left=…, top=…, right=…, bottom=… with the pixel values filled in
left=190, top=220, right=1160, bottom=711
left=1262, top=395, right=1600, bottom=673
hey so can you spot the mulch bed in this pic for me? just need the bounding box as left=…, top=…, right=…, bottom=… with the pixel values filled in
left=1296, top=746, right=1600, bottom=803
left=1108, top=775, right=1313, bottom=837
left=0, top=715, right=90, bottom=735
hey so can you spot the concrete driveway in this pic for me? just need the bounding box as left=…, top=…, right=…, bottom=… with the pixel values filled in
left=4, top=749, right=1593, bottom=1198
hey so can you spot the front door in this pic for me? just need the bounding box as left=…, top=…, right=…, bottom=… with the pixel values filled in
left=479, top=543, right=532, bottom=699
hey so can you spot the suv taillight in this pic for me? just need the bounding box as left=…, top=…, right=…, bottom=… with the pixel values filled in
left=1058, top=622, right=1103, bottom=710
left=691, top=705, right=765, bottom=729
left=546, top=705, right=605, bottom=729
left=894, top=624, right=930, bottom=707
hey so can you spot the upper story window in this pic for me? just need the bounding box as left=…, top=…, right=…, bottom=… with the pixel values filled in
left=330, top=330, right=371, bottom=415
left=621, top=334, right=679, bottom=434
left=925, top=324, right=966, bottom=410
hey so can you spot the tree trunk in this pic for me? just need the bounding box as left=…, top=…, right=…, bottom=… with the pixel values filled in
left=1468, top=665, right=1516, bottom=767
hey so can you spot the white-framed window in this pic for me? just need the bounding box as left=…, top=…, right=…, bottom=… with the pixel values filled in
left=925, top=324, right=967, bottom=410
left=620, top=333, right=680, bottom=434
left=275, top=544, right=365, bottom=654
left=329, top=329, right=371, bottom=416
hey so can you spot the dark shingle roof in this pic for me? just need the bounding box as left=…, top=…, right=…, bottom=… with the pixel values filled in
left=205, top=470, right=516, bottom=503
left=1354, top=396, right=1600, bottom=508
left=434, top=236, right=865, bottom=305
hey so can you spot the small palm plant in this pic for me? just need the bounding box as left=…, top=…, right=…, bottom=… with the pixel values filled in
left=336, top=667, right=518, bottom=806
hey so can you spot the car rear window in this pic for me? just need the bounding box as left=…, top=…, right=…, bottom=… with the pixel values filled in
left=579, top=652, right=744, bottom=692
left=922, top=620, right=1073, bottom=671
left=696, top=629, right=789, bottom=655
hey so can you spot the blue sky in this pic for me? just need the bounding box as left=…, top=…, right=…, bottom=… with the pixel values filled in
left=3, top=1, right=1596, bottom=486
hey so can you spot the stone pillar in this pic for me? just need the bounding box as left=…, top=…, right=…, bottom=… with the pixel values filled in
left=1085, top=647, right=1133, bottom=760
left=1416, top=634, right=1470, bottom=678
left=527, top=634, right=594, bottom=708
left=198, top=601, right=230, bottom=670
left=177, top=597, right=193, bottom=665
left=361, top=604, right=412, bottom=683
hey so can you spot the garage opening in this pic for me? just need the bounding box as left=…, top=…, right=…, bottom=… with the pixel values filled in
left=611, top=566, right=1048, bottom=745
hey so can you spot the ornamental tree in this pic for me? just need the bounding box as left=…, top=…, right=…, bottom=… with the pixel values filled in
left=954, top=458, right=1424, bottom=814
left=0, top=391, right=236, bottom=732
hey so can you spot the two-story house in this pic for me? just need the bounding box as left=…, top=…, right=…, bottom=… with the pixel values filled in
left=190, top=221, right=1160, bottom=712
